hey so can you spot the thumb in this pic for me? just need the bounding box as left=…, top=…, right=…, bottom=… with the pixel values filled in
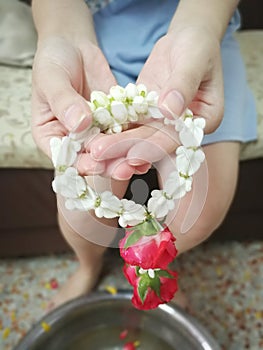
left=158, top=58, right=202, bottom=119
left=158, top=55, right=224, bottom=134
left=33, top=64, right=92, bottom=132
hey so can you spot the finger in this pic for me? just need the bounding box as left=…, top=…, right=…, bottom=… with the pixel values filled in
left=32, top=62, right=92, bottom=133
left=103, top=158, right=136, bottom=180
left=89, top=122, right=163, bottom=160
left=134, top=163, right=152, bottom=175
left=81, top=44, right=117, bottom=94
left=158, top=52, right=224, bottom=134
left=31, top=89, right=66, bottom=157
left=76, top=152, right=106, bottom=176
left=127, top=125, right=180, bottom=166
left=187, top=64, right=224, bottom=134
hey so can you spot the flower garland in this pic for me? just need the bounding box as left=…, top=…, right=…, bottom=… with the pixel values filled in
left=50, top=83, right=206, bottom=310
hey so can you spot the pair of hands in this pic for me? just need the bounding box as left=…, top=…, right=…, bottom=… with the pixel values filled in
left=31, top=26, right=224, bottom=180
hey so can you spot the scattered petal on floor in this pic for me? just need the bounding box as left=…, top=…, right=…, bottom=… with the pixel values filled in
left=0, top=241, right=263, bottom=350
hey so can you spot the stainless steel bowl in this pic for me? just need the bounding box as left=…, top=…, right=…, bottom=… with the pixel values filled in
left=14, top=291, right=220, bottom=350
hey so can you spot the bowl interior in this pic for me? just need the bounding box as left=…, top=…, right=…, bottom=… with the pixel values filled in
left=15, top=293, right=219, bottom=350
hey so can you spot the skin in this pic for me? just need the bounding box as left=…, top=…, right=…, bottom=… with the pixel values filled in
left=31, top=0, right=240, bottom=310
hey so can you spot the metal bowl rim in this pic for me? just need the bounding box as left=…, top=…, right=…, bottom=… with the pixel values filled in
left=14, top=290, right=220, bottom=350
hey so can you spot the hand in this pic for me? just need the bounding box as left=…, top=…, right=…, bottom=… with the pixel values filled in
left=148, top=25, right=224, bottom=132
left=89, top=26, right=224, bottom=178
left=31, top=36, right=116, bottom=174
left=89, top=120, right=180, bottom=175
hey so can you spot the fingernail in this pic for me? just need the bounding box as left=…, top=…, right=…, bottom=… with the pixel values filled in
left=85, top=160, right=105, bottom=175
left=161, top=90, right=185, bottom=118
left=64, top=104, right=89, bottom=131
left=128, top=158, right=145, bottom=166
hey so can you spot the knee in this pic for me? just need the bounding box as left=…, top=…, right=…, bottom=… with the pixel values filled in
left=168, top=200, right=229, bottom=250
left=167, top=142, right=239, bottom=251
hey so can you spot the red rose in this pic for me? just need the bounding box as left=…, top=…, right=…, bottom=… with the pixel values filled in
left=119, top=224, right=177, bottom=270
left=123, top=264, right=178, bottom=310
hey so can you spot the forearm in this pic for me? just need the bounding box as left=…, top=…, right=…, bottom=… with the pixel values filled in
left=31, top=0, right=97, bottom=44
left=169, top=0, right=240, bottom=41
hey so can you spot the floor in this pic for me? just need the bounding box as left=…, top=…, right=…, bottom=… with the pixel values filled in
left=0, top=240, right=263, bottom=350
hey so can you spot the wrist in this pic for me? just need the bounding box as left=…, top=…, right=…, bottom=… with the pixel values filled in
left=32, top=0, right=97, bottom=45
left=169, top=0, right=239, bottom=42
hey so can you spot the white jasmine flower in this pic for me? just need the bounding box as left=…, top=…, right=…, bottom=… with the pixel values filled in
left=132, top=95, right=148, bottom=114
left=137, top=84, right=147, bottom=96
left=93, top=107, right=113, bottom=127
left=110, top=101, right=128, bottom=123
left=147, top=189, right=175, bottom=219
left=178, top=117, right=206, bottom=147
left=50, top=137, right=81, bottom=168
left=171, top=109, right=193, bottom=130
left=125, top=83, right=139, bottom=99
left=145, top=91, right=164, bottom=119
left=90, top=91, right=110, bottom=108
left=138, top=267, right=147, bottom=275
left=148, top=269, right=156, bottom=279
left=146, top=90, right=158, bottom=105
left=52, top=167, right=86, bottom=198
left=147, top=106, right=164, bottom=119
left=65, top=184, right=97, bottom=211
left=127, top=105, right=139, bottom=122
left=109, top=85, right=126, bottom=101
left=112, top=123, right=123, bottom=133
left=183, top=108, right=194, bottom=118
left=95, top=191, right=122, bottom=219
left=87, top=101, right=96, bottom=112
left=106, top=123, right=123, bottom=134
left=138, top=268, right=159, bottom=278
left=164, top=171, right=193, bottom=199
left=118, top=199, right=146, bottom=227
left=176, top=146, right=205, bottom=176
left=65, top=196, right=93, bottom=211
left=174, top=117, right=185, bottom=132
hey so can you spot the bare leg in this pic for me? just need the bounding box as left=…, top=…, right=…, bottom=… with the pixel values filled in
left=157, top=142, right=240, bottom=252
left=47, top=177, right=129, bottom=310
left=157, top=142, right=240, bottom=308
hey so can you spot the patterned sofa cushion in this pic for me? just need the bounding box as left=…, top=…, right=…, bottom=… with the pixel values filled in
left=237, top=31, right=263, bottom=160
left=0, top=30, right=262, bottom=169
